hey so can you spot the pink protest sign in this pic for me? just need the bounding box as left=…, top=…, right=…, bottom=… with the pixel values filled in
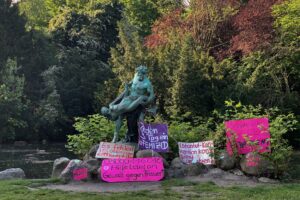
left=73, top=168, right=88, bottom=181
left=225, top=118, right=271, bottom=155
left=101, top=158, right=164, bottom=182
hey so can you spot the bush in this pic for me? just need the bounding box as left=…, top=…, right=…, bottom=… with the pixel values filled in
left=66, top=114, right=118, bottom=157
left=208, top=100, right=298, bottom=178
left=147, top=114, right=212, bottom=156
left=66, top=101, right=297, bottom=178
left=168, top=120, right=212, bottom=156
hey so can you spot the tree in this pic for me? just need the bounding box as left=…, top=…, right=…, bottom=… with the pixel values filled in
left=19, top=0, right=51, bottom=30
left=121, top=0, right=181, bottom=36
left=0, top=59, right=27, bottom=142
left=171, top=37, right=215, bottom=116
left=0, top=0, right=27, bottom=67
left=0, top=0, right=57, bottom=142
left=224, top=0, right=283, bottom=57
left=272, top=0, right=300, bottom=72
left=144, top=0, right=237, bottom=51
left=49, top=1, right=122, bottom=118
left=35, top=65, right=66, bottom=141
left=232, top=0, right=300, bottom=112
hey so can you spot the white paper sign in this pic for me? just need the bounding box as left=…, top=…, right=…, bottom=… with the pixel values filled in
left=178, top=141, right=215, bottom=165
left=95, top=142, right=134, bottom=159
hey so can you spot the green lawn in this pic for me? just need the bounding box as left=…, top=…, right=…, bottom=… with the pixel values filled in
left=0, top=179, right=300, bottom=200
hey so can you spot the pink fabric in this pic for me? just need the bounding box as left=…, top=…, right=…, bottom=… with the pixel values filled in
left=225, top=118, right=270, bottom=155
left=101, top=158, right=164, bottom=182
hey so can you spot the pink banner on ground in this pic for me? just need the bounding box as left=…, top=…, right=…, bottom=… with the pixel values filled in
left=73, top=168, right=88, bottom=181
left=225, top=118, right=271, bottom=155
left=101, top=158, right=164, bottom=182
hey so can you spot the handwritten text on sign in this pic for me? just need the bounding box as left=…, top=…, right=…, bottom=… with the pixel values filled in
left=73, top=168, right=88, bottom=181
left=138, top=122, right=168, bottom=152
left=95, top=142, right=134, bottom=159
left=179, top=141, right=215, bottom=165
left=225, top=118, right=270, bottom=155
left=101, top=158, right=164, bottom=182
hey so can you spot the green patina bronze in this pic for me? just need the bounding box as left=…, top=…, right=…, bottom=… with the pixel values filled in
left=101, top=65, right=155, bottom=143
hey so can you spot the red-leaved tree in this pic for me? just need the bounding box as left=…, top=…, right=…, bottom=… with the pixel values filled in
left=225, top=0, right=283, bottom=57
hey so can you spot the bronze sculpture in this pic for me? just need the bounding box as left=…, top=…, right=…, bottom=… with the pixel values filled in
left=101, top=65, right=155, bottom=143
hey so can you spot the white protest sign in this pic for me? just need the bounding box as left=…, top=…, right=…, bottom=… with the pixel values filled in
left=95, top=142, right=135, bottom=159
left=178, top=140, right=215, bottom=165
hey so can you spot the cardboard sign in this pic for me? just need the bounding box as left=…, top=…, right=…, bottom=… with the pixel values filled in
left=73, top=168, right=88, bottom=181
left=178, top=141, right=215, bottom=165
left=225, top=118, right=270, bottom=155
left=101, top=158, right=164, bottom=182
left=138, top=122, right=168, bottom=152
left=95, top=142, right=135, bottom=159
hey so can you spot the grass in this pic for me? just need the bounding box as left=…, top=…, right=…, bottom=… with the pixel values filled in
left=0, top=179, right=300, bottom=200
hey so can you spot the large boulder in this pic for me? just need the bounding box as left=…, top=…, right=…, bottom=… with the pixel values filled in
left=135, top=149, right=170, bottom=168
left=166, top=157, right=207, bottom=178
left=240, top=153, right=273, bottom=176
left=51, top=157, right=70, bottom=178
left=60, top=159, right=90, bottom=182
left=82, top=159, right=102, bottom=180
left=216, top=151, right=236, bottom=170
left=0, top=168, right=25, bottom=180
left=83, top=144, right=99, bottom=160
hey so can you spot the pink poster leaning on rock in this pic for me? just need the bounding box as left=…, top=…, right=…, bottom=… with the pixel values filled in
left=225, top=118, right=271, bottom=155
left=101, top=157, right=164, bottom=182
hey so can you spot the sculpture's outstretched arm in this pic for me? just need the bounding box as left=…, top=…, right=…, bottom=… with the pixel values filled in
left=109, top=82, right=133, bottom=107
left=109, top=91, right=125, bottom=107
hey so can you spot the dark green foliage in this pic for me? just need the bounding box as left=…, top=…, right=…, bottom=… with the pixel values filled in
left=172, top=37, right=215, bottom=116
left=120, top=0, right=180, bottom=36
left=66, top=114, right=118, bottom=157
left=0, top=0, right=27, bottom=67
left=0, top=59, right=27, bottom=143
left=234, top=51, right=300, bottom=112
left=0, top=0, right=123, bottom=142
left=49, top=2, right=122, bottom=118
left=19, top=0, right=51, bottom=30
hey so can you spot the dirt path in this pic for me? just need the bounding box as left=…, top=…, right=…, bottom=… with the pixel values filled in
left=42, top=181, right=161, bottom=193
left=41, top=169, right=278, bottom=193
